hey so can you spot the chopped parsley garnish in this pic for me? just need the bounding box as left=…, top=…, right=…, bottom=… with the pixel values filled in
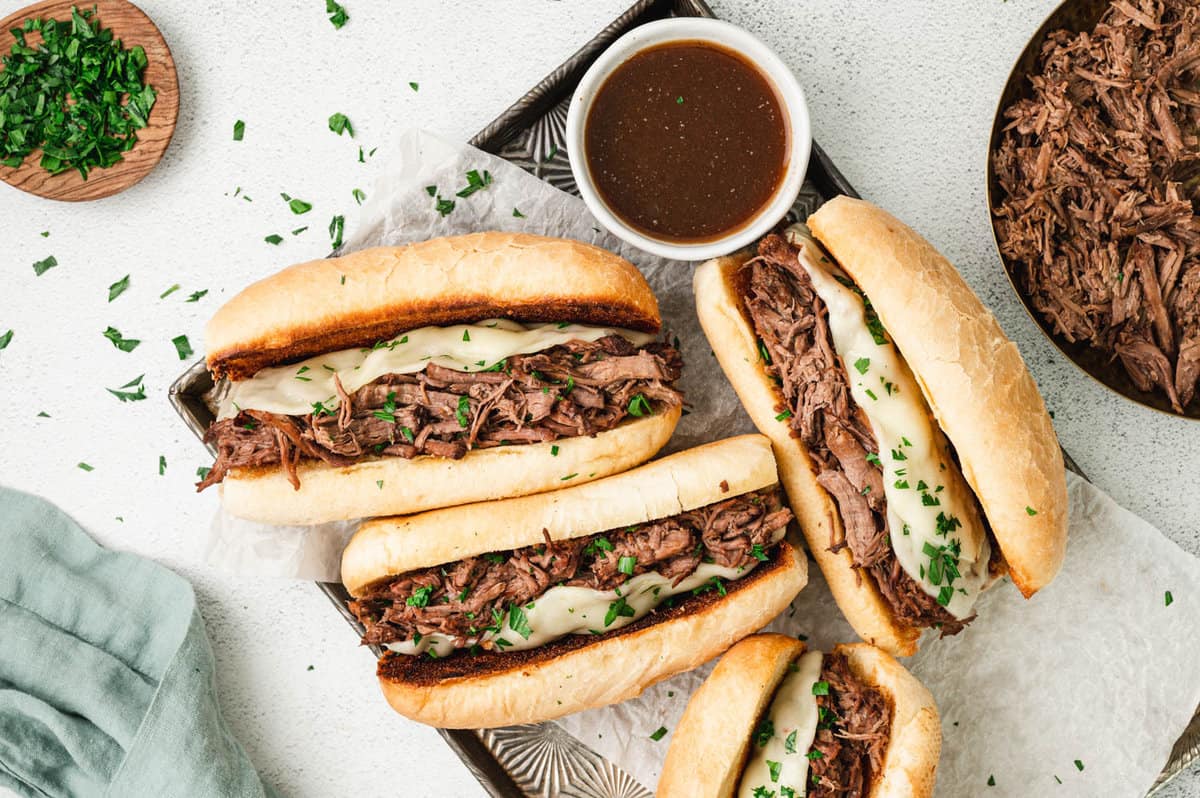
left=1025, top=505, right=1038, bottom=516
left=512, top=207, right=525, bottom=218
left=434, top=195, right=456, bottom=216
left=784, top=729, right=798, bottom=754
left=805, top=749, right=825, bottom=761
left=753, top=718, right=775, bottom=747
left=352, top=188, right=366, bottom=205
left=766, top=760, right=782, bottom=782
left=1166, top=590, right=1174, bottom=606
left=372, top=391, right=397, bottom=423
left=409, top=81, right=418, bottom=91
left=233, top=119, right=245, bottom=141
left=561, top=473, right=578, bottom=481
left=627, top=393, right=652, bottom=417
left=987, top=775, right=995, bottom=786
left=455, top=395, right=471, bottom=427
left=775, top=410, right=792, bottom=421
left=102, top=326, right=140, bottom=353
left=291, top=226, right=308, bottom=236
left=461, top=329, right=471, bottom=342
left=583, top=536, right=613, bottom=557
left=326, top=0, right=349, bottom=28
left=811, top=680, right=830, bottom=696
left=77, top=462, right=94, bottom=472
left=617, top=555, right=637, bottom=575
left=186, top=289, right=208, bottom=302
left=604, top=595, right=634, bottom=627
left=853, top=357, right=870, bottom=374
left=0, top=330, right=10, bottom=351
left=400, top=426, right=414, bottom=442
left=107, top=374, right=147, bottom=402
left=550, top=445, right=559, bottom=456
left=312, top=400, right=337, bottom=417
left=108, top=275, right=131, bottom=302
left=327, top=112, right=353, bottom=137
left=891, top=448, right=907, bottom=461
left=456, top=169, right=494, bottom=198
left=425, top=185, right=437, bottom=196
left=864, top=388, right=878, bottom=401
left=158, top=455, right=167, bottom=475
left=758, top=339, right=772, bottom=364
left=676, top=95, right=684, bottom=104
left=865, top=451, right=881, bottom=466
left=329, top=215, right=345, bottom=249
left=543, top=144, right=559, bottom=162
left=0, top=8, right=157, bottom=177
left=281, top=193, right=312, bottom=214
left=750, top=544, right=769, bottom=561
left=508, top=605, right=532, bottom=639
left=406, top=586, right=434, bottom=608
left=196, top=466, right=211, bottom=480
left=264, top=234, right=283, bottom=245
left=32, top=256, right=57, bottom=276
left=752, top=788, right=774, bottom=798
left=484, top=552, right=507, bottom=565
left=1074, top=759, right=1084, bottom=772
left=649, top=726, right=668, bottom=741
left=172, top=335, right=193, bottom=360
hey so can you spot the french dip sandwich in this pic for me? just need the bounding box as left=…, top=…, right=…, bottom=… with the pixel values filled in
left=658, top=633, right=940, bottom=798
left=198, top=232, right=684, bottom=525
left=341, top=435, right=808, bottom=728
left=694, top=197, right=1068, bottom=655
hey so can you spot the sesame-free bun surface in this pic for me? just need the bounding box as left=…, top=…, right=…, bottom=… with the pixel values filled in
left=806, top=197, right=1067, bottom=597
left=694, top=257, right=919, bottom=655
left=375, top=543, right=807, bottom=728
left=206, top=232, right=661, bottom=380
left=343, top=433, right=778, bottom=595
left=222, top=406, right=680, bottom=527
left=657, top=636, right=941, bottom=798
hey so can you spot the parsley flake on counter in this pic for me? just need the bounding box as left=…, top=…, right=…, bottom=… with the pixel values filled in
left=0, top=329, right=10, bottom=350
left=160, top=284, right=181, bottom=300
left=102, top=326, right=141, bottom=352
left=185, top=289, right=208, bottom=302
left=291, top=226, right=307, bottom=236
left=1025, top=506, right=1038, bottom=516
left=40, top=231, right=49, bottom=237
left=77, top=462, right=94, bottom=472
left=987, top=775, right=995, bottom=786
left=1074, top=759, right=1084, bottom=772
left=329, top=215, right=345, bottom=249
left=328, top=112, right=354, bottom=137
left=513, top=207, right=525, bottom=218
left=409, top=81, right=419, bottom=91
left=108, top=273, right=131, bottom=298
left=425, top=185, right=437, bottom=196
left=264, top=234, right=283, bottom=245
left=233, top=119, right=245, bottom=141
left=281, top=193, right=312, bottom=214
left=326, top=0, right=349, bottom=28
left=158, top=455, right=167, bottom=475
left=196, top=466, right=211, bottom=480
left=107, top=374, right=146, bottom=402
left=1166, top=590, right=1175, bottom=606
left=37, top=412, right=49, bottom=418
left=649, top=726, right=668, bottom=741
left=0, top=8, right=156, bottom=177
left=32, top=256, right=57, bottom=276
left=352, top=188, right=366, bottom=205
left=172, top=335, right=193, bottom=360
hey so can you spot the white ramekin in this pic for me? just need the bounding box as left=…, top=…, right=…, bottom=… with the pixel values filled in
left=565, top=18, right=812, bottom=262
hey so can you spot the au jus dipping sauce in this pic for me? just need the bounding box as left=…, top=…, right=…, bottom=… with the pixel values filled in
left=583, top=40, right=789, bottom=243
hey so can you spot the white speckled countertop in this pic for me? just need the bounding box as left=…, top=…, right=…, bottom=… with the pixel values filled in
left=0, top=1, right=1195, bottom=796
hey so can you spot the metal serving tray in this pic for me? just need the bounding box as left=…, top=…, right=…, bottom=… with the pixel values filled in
left=169, top=0, right=1198, bottom=793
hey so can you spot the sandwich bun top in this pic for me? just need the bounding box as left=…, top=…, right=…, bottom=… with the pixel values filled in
left=806, top=196, right=1067, bottom=596
left=342, top=434, right=782, bottom=596
left=207, top=232, right=661, bottom=380
left=657, top=634, right=941, bottom=798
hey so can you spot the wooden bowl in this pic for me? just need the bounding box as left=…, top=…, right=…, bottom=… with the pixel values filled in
left=0, top=0, right=179, bottom=201
left=984, top=0, right=1200, bottom=420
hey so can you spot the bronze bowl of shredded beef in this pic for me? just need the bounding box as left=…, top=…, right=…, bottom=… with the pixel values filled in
left=989, top=0, right=1200, bottom=418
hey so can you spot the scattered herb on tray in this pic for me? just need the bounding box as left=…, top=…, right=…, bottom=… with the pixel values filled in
left=328, top=112, right=353, bottom=137
left=0, top=329, right=11, bottom=350
left=32, top=256, right=57, bottom=276
left=0, top=7, right=157, bottom=177
left=325, top=0, right=349, bottom=29
left=107, top=374, right=146, bottom=402
left=329, top=215, right=345, bottom=249
left=108, top=275, right=130, bottom=302
left=233, top=119, right=245, bottom=141
left=172, top=334, right=193, bottom=360
left=102, top=326, right=140, bottom=352
left=281, top=193, right=312, bottom=214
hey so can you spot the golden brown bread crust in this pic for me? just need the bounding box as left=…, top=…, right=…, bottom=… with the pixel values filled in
left=806, top=197, right=1067, bottom=596
left=657, top=636, right=941, bottom=798
left=342, top=433, right=780, bottom=595
left=693, top=255, right=920, bottom=656
left=206, top=232, right=661, bottom=380
left=374, top=542, right=807, bottom=728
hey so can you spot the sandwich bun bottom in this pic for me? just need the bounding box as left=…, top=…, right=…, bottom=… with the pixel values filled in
left=657, top=634, right=940, bottom=798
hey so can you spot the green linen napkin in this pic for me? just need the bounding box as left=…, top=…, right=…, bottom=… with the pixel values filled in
left=0, top=487, right=278, bottom=798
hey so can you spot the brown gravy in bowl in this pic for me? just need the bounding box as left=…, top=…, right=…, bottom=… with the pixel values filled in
left=583, top=40, right=789, bottom=243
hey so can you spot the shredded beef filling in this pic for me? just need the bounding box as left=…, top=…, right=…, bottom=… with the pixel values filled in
left=348, top=488, right=793, bottom=650
left=808, top=652, right=891, bottom=797
left=992, top=0, right=1200, bottom=413
left=197, top=335, right=683, bottom=491
left=741, top=234, right=969, bottom=634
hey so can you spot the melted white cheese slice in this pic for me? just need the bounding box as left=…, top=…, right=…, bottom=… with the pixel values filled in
left=738, top=650, right=824, bottom=798
left=217, top=319, right=653, bottom=419
left=793, top=240, right=989, bottom=620
left=386, top=526, right=785, bottom=658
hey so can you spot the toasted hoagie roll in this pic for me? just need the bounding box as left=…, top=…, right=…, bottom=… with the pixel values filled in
left=658, top=634, right=940, bottom=798
left=341, top=436, right=808, bottom=728
left=694, top=197, right=1067, bottom=654
left=197, top=232, right=683, bottom=525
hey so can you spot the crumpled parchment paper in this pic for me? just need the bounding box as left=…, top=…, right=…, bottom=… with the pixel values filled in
left=207, top=129, right=1200, bottom=797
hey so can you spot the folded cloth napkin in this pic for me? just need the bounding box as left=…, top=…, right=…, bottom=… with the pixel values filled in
left=0, top=487, right=277, bottom=798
